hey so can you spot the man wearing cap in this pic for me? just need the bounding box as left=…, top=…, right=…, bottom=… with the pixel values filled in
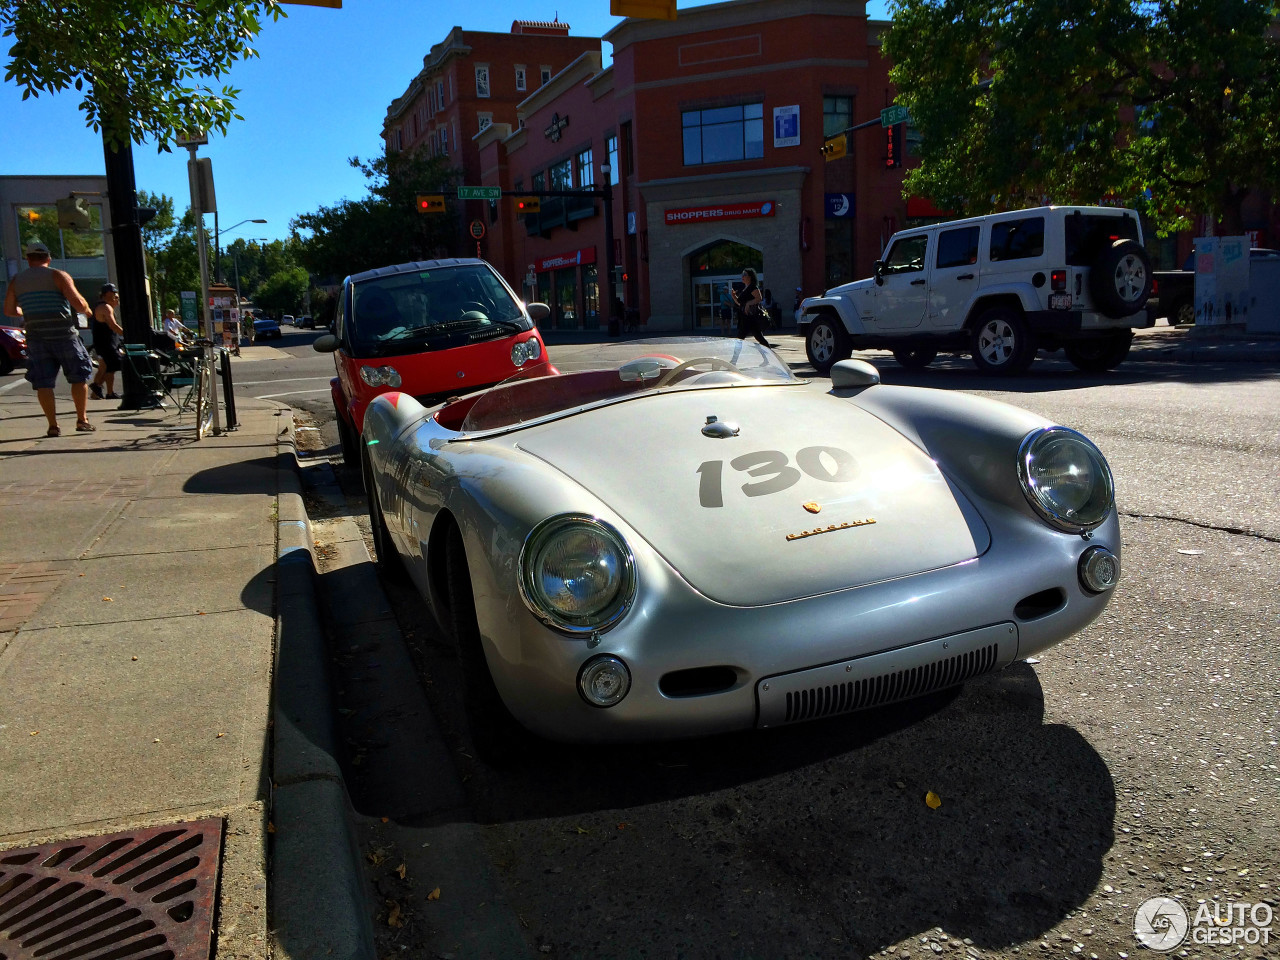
left=2, top=240, right=95, bottom=435
left=89, top=283, right=124, bottom=400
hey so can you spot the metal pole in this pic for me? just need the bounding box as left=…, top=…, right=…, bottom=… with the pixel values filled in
left=188, top=145, right=222, bottom=436
left=600, top=164, right=616, bottom=336
left=214, top=210, right=221, bottom=283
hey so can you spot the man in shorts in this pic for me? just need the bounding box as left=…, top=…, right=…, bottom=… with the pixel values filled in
left=2, top=240, right=95, bottom=435
left=89, top=283, right=124, bottom=399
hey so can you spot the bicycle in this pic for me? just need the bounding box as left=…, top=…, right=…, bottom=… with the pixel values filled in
left=190, top=339, right=217, bottom=439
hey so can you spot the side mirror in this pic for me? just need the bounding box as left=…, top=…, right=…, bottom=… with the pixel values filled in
left=830, top=358, right=881, bottom=390
left=873, top=261, right=886, bottom=286
left=527, top=302, right=551, bottom=322
left=312, top=333, right=339, bottom=354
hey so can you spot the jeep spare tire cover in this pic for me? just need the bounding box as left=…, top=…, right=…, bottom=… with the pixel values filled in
left=1090, top=239, right=1153, bottom=318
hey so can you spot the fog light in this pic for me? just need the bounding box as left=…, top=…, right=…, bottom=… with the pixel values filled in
left=578, top=655, right=631, bottom=707
left=1079, top=546, right=1120, bottom=593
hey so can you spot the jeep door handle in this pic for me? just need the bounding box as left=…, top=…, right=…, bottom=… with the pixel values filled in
left=910, top=279, right=926, bottom=286
left=957, top=273, right=975, bottom=280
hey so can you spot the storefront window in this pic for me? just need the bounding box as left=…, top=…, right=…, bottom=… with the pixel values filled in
left=17, top=204, right=105, bottom=258
left=537, top=272, right=554, bottom=323
left=689, top=240, right=763, bottom=275
left=549, top=159, right=572, bottom=191
left=606, top=136, right=619, bottom=185
left=576, top=149, right=594, bottom=188
left=682, top=104, right=764, bottom=166
left=556, top=268, right=578, bottom=328
left=583, top=263, right=599, bottom=328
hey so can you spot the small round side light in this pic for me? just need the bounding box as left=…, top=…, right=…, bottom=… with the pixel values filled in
left=1079, top=545, right=1120, bottom=593
left=578, top=655, right=632, bottom=707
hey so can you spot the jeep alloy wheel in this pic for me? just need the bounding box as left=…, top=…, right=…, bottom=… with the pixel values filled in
left=970, top=308, right=1035, bottom=375
left=805, top=316, right=850, bottom=375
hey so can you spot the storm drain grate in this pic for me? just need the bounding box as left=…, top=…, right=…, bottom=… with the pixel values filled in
left=0, top=817, right=223, bottom=960
left=783, top=642, right=1000, bottom=724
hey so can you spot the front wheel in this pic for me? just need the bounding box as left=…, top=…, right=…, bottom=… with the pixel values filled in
left=970, top=308, right=1036, bottom=375
left=1166, top=295, right=1195, bottom=327
left=805, top=315, right=851, bottom=375
left=362, top=450, right=406, bottom=582
left=1064, top=332, right=1132, bottom=373
left=892, top=346, right=938, bottom=370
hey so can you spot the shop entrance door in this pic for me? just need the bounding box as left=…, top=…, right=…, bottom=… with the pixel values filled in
left=692, top=275, right=765, bottom=332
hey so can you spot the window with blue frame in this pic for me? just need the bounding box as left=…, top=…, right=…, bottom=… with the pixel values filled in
left=682, top=104, right=764, bottom=166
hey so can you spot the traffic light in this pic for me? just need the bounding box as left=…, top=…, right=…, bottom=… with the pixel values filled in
left=416, top=195, right=445, bottom=213
left=515, top=196, right=541, bottom=214
left=820, top=135, right=847, bottom=162
left=55, top=196, right=93, bottom=230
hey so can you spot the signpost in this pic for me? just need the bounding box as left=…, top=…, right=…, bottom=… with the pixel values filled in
left=880, top=104, right=909, bottom=127
left=458, top=186, right=502, bottom=200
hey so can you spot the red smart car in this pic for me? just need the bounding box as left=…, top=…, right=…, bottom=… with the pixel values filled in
left=314, top=258, right=552, bottom=467
left=0, top=324, right=27, bottom=376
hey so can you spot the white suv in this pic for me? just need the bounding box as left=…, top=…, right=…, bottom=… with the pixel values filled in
left=799, top=205, right=1153, bottom=375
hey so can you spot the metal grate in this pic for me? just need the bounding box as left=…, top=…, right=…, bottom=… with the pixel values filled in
left=0, top=817, right=223, bottom=960
left=783, top=643, right=999, bottom=724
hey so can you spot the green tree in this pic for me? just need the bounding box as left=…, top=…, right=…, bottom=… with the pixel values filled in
left=151, top=207, right=202, bottom=315
left=1, top=0, right=286, bottom=149
left=292, top=149, right=461, bottom=277
left=255, top=266, right=308, bottom=316
left=137, top=190, right=177, bottom=318
left=884, top=0, right=1280, bottom=234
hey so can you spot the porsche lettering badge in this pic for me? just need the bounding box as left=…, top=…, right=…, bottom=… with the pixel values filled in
left=786, top=518, right=877, bottom=541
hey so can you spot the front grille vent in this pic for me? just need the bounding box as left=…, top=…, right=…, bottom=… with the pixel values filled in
left=783, top=642, right=998, bottom=724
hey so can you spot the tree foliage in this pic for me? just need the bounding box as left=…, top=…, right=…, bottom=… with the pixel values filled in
left=254, top=266, right=308, bottom=315
left=292, top=149, right=462, bottom=278
left=1, top=0, right=286, bottom=147
left=149, top=206, right=202, bottom=314
left=884, top=0, right=1280, bottom=233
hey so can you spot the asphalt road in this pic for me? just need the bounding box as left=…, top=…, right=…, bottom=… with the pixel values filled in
left=271, top=332, right=1279, bottom=960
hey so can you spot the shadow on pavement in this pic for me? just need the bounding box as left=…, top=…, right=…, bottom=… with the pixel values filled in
left=184, top=455, right=284, bottom=495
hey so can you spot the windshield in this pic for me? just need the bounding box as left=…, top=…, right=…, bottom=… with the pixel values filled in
left=348, top=263, right=530, bottom=356
left=459, top=337, right=801, bottom=433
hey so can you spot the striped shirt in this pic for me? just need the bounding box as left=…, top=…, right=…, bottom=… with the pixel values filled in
left=10, top=265, right=77, bottom=342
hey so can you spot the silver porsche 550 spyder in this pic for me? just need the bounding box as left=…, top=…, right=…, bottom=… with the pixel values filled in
left=360, top=337, right=1120, bottom=757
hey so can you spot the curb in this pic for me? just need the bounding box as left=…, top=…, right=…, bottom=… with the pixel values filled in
left=270, top=405, right=376, bottom=960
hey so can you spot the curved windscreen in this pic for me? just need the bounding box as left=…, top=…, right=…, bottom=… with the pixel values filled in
left=460, top=337, right=801, bottom=433
left=348, top=262, right=531, bottom=357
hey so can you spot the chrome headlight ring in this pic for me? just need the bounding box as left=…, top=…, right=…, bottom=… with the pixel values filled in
left=518, top=514, right=636, bottom=636
left=1018, top=426, right=1115, bottom=533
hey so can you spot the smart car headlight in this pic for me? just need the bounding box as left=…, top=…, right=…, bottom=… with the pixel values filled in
left=1018, top=427, right=1114, bottom=532
left=359, top=365, right=402, bottom=388
left=519, top=515, right=635, bottom=634
left=511, top=337, right=542, bottom=367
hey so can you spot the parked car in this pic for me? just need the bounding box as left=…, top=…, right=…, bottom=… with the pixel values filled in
left=360, top=338, right=1121, bottom=762
left=313, top=257, right=552, bottom=471
left=298, top=315, right=315, bottom=329
left=1152, top=248, right=1280, bottom=326
left=799, top=205, right=1153, bottom=375
left=253, top=317, right=282, bottom=340
left=281, top=314, right=295, bottom=326
left=0, top=324, right=27, bottom=375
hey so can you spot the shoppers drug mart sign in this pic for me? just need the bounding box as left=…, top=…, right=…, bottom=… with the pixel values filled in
left=665, top=201, right=776, bottom=225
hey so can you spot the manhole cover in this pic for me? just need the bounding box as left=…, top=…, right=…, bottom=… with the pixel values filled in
left=0, top=817, right=223, bottom=960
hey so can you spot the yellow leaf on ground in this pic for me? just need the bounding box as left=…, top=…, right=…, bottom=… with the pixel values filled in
left=396, top=863, right=406, bottom=880
left=925, top=791, right=942, bottom=809
left=387, top=900, right=404, bottom=927
left=575, top=826, right=590, bottom=835
left=102, top=597, right=112, bottom=602
left=427, top=887, right=441, bottom=901
left=267, top=822, right=276, bottom=833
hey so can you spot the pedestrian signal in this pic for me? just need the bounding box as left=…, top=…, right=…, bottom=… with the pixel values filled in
left=416, top=195, right=446, bottom=213
left=515, top=197, right=541, bottom=213
left=820, top=136, right=847, bottom=162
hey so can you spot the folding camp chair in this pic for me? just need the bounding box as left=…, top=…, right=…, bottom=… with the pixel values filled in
left=121, top=344, right=169, bottom=408
left=154, top=346, right=201, bottom=410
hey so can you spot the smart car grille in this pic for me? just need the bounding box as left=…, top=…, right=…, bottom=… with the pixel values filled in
left=782, top=642, right=998, bottom=724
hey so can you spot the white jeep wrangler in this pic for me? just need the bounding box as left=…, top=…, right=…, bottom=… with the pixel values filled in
left=799, top=205, right=1153, bottom=375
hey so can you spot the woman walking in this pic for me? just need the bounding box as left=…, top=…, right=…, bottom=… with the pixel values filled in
left=732, top=268, right=773, bottom=347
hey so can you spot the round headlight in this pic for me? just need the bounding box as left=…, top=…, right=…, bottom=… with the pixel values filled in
left=511, top=337, right=541, bottom=367
left=1018, top=427, right=1115, bottom=532
left=380, top=366, right=402, bottom=388
left=359, top=365, right=382, bottom=387
left=578, top=655, right=631, bottom=707
left=519, top=515, right=635, bottom=634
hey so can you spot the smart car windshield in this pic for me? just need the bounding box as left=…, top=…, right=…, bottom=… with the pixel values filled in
left=348, top=263, right=530, bottom=356
left=460, top=337, right=801, bottom=433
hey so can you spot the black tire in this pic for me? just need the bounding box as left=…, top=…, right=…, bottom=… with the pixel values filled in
left=892, top=346, right=938, bottom=370
left=969, top=307, right=1036, bottom=375
left=805, top=314, right=851, bottom=375
left=362, top=450, right=407, bottom=582
left=336, top=406, right=361, bottom=474
left=445, top=533, right=532, bottom=766
left=1166, top=295, right=1195, bottom=327
left=1064, top=331, right=1133, bottom=372
left=1090, top=239, right=1153, bottom=318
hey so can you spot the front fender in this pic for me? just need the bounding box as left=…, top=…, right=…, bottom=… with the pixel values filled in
left=799, top=296, right=868, bottom=335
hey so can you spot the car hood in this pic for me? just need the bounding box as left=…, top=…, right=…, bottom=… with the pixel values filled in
left=515, top=386, right=990, bottom=606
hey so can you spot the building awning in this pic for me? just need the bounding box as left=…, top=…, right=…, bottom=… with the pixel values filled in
left=906, top=195, right=953, bottom=218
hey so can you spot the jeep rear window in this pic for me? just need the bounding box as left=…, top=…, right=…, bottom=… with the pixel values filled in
left=989, top=217, right=1045, bottom=261
left=936, top=226, right=980, bottom=269
left=1065, top=213, right=1140, bottom=266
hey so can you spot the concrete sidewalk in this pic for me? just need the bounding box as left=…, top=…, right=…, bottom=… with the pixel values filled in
left=0, top=377, right=370, bottom=958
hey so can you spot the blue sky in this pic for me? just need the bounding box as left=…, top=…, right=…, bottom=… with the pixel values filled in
left=2, top=0, right=890, bottom=245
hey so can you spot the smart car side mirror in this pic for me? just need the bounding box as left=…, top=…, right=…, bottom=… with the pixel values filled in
left=873, top=261, right=886, bottom=285
left=312, top=334, right=339, bottom=353
left=830, top=358, right=881, bottom=390
left=527, top=302, right=551, bottom=322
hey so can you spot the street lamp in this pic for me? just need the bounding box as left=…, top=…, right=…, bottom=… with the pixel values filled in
left=600, top=161, right=617, bottom=336
left=214, top=216, right=267, bottom=282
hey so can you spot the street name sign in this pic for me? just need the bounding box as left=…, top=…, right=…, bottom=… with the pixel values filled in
left=458, top=186, right=502, bottom=200
left=880, top=105, right=909, bottom=127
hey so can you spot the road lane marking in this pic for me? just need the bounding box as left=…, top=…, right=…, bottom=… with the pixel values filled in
left=257, top=388, right=335, bottom=399
left=236, top=376, right=334, bottom=387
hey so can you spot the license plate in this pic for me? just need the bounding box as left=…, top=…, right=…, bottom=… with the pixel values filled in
left=1049, top=292, right=1072, bottom=310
